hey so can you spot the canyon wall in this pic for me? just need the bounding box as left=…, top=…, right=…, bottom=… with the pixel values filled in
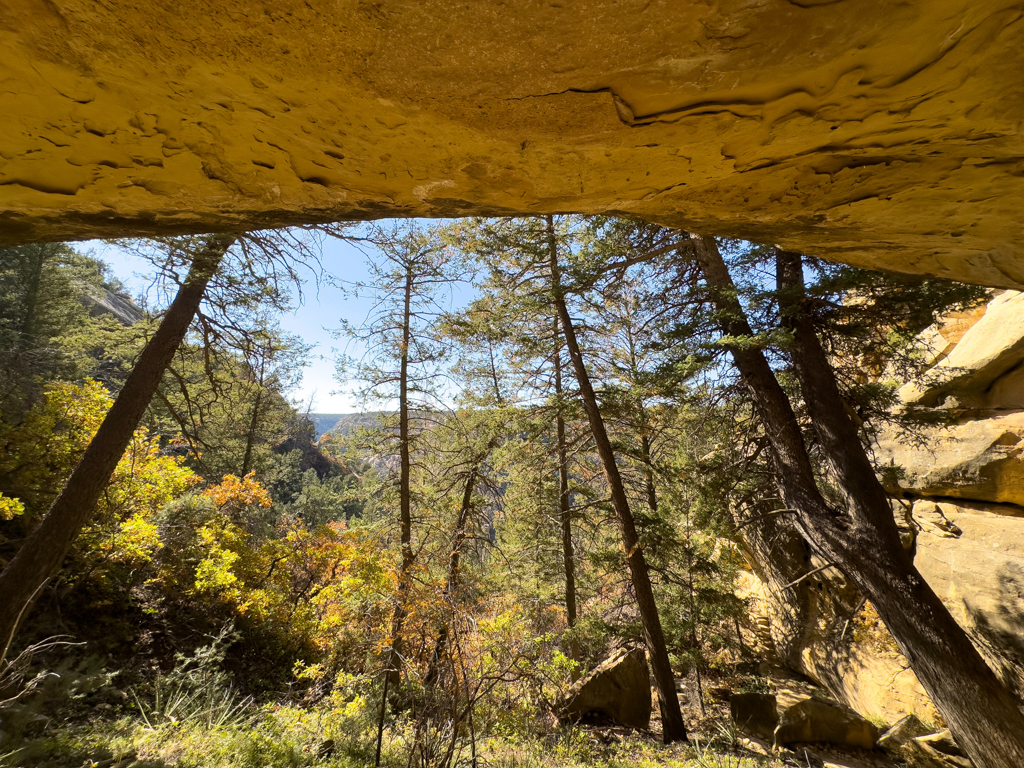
left=741, top=291, right=1024, bottom=724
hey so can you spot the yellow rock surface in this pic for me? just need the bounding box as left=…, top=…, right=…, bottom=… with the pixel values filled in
left=1, top=1, right=1022, bottom=286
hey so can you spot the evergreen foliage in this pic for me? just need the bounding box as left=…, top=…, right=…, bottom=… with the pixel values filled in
left=0, top=222, right=1002, bottom=767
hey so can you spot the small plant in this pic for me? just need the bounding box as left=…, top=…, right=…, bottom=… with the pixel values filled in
left=691, top=738, right=754, bottom=768
left=132, top=624, right=253, bottom=729
left=734, top=676, right=770, bottom=695
left=690, top=717, right=771, bottom=768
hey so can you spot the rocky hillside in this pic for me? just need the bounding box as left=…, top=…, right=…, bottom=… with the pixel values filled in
left=739, top=290, right=1024, bottom=727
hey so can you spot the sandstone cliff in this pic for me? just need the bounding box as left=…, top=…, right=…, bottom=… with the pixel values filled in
left=740, top=291, right=1024, bottom=725
left=1, top=2, right=1021, bottom=288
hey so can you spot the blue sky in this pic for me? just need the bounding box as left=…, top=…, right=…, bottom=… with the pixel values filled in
left=87, top=232, right=403, bottom=413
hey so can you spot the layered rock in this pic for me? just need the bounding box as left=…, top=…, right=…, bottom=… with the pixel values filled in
left=877, top=414, right=1024, bottom=506
left=739, top=290, right=1024, bottom=724
left=1, top=2, right=1021, bottom=288
left=773, top=698, right=878, bottom=751
left=883, top=292, right=1024, bottom=700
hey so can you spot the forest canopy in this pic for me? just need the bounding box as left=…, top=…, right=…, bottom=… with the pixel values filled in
left=0, top=219, right=1012, bottom=768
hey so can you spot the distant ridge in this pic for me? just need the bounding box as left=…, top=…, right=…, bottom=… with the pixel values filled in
left=308, top=413, right=347, bottom=439
left=309, top=412, right=387, bottom=439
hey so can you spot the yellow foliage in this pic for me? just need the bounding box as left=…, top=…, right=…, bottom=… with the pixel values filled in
left=101, top=513, right=161, bottom=565
left=0, top=493, right=25, bottom=521
left=0, top=379, right=198, bottom=579
left=194, top=524, right=242, bottom=596
left=203, top=473, right=272, bottom=511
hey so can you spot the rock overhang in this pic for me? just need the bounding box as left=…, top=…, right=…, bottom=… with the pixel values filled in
left=1, top=0, right=1021, bottom=287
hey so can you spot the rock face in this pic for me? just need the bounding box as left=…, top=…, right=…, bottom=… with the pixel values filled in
left=730, top=692, right=779, bottom=740
left=1, top=2, right=1022, bottom=288
left=555, top=647, right=651, bottom=730
left=877, top=413, right=1024, bottom=506
left=77, top=282, right=144, bottom=326
left=897, top=292, right=1024, bottom=409
left=910, top=501, right=1024, bottom=698
left=882, top=291, right=1024, bottom=699
left=877, top=715, right=935, bottom=755
left=902, top=730, right=973, bottom=768
left=739, top=290, right=1024, bottom=725
left=773, top=698, right=879, bottom=750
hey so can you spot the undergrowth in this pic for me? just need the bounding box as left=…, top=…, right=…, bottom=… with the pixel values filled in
left=0, top=631, right=784, bottom=768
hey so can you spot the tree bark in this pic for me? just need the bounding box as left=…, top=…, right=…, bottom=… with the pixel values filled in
left=553, top=313, right=577, bottom=631
left=691, top=234, right=1024, bottom=768
left=385, top=264, right=416, bottom=691
left=546, top=216, right=687, bottom=743
left=640, top=431, right=658, bottom=516
left=0, top=234, right=235, bottom=661
left=774, top=249, right=1024, bottom=768
left=239, top=389, right=262, bottom=477
left=18, top=246, right=46, bottom=347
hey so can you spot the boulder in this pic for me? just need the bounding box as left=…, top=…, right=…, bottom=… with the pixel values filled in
left=555, top=647, right=651, bottom=730
left=730, top=692, right=778, bottom=740
left=773, top=698, right=879, bottom=750
left=877, top=714, right=934, bottom=754
left=876, top=411, right=1024, bottom=507
left=912, top=500, right=1024, bottom=693
left=899, top=292, right=1024, bottom=408
left=902, top=730, right=973, bottom=768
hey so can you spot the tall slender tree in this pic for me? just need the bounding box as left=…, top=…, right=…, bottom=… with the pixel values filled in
left=444, top=218, right=589, bottom=646
left=336, top=223, right=461, bottom=695
left=544, top=215, right=687, bottom=743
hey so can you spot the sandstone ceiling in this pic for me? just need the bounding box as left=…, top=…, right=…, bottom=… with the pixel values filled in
left=1, top=0, right=1021, bottom=287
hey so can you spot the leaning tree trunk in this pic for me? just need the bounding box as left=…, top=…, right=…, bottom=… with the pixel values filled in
left=546, top=216, right=687, bottom=743
left=692, top=234, right=1024, bottom=768
left=774, top=249, right=1024, bottom=768
left=0, top=234, right=235, bottom=661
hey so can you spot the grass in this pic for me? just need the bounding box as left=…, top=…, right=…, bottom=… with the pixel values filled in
left=0, top=635, right=786, bottom=768
left=2, top=704, right=789, bottom=768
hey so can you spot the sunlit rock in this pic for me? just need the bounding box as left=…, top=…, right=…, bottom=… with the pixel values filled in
left=1, top=1, right=1021, bottom=288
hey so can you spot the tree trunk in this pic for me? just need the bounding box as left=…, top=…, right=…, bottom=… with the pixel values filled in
left=18, top=246, right=46, bottom=347
left=546, top=216, right=687, bottom=743
left=553, top=313, right=577, bottom=631
left=386, top=265, right=416, bottom=691
left=239, top=389, right=262, bottom=477
left=0, top=234, right=235, bottom=661
left=640, top=431, right=658, bottom=516
left=774, top=249, right=1024, bottom=768
left=424, top=462, right=478, bottom=686
left=680, top=502, right=707, bottom=716
left=691, top=234, right=1024, bottom=768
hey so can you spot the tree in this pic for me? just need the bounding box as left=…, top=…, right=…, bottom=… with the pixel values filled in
left=154, top=322, right=310, bottom=482
left=543, top=215, right=687, bottom=743
left=0, top=243, right=129, bottom=420
left=0, top=234, right=235, bottom=661
left=443, top=218, right=589, bottom=647
left=334, top=222, right=462, bottom=754
left=692, top=234, right=1024, bottom=768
